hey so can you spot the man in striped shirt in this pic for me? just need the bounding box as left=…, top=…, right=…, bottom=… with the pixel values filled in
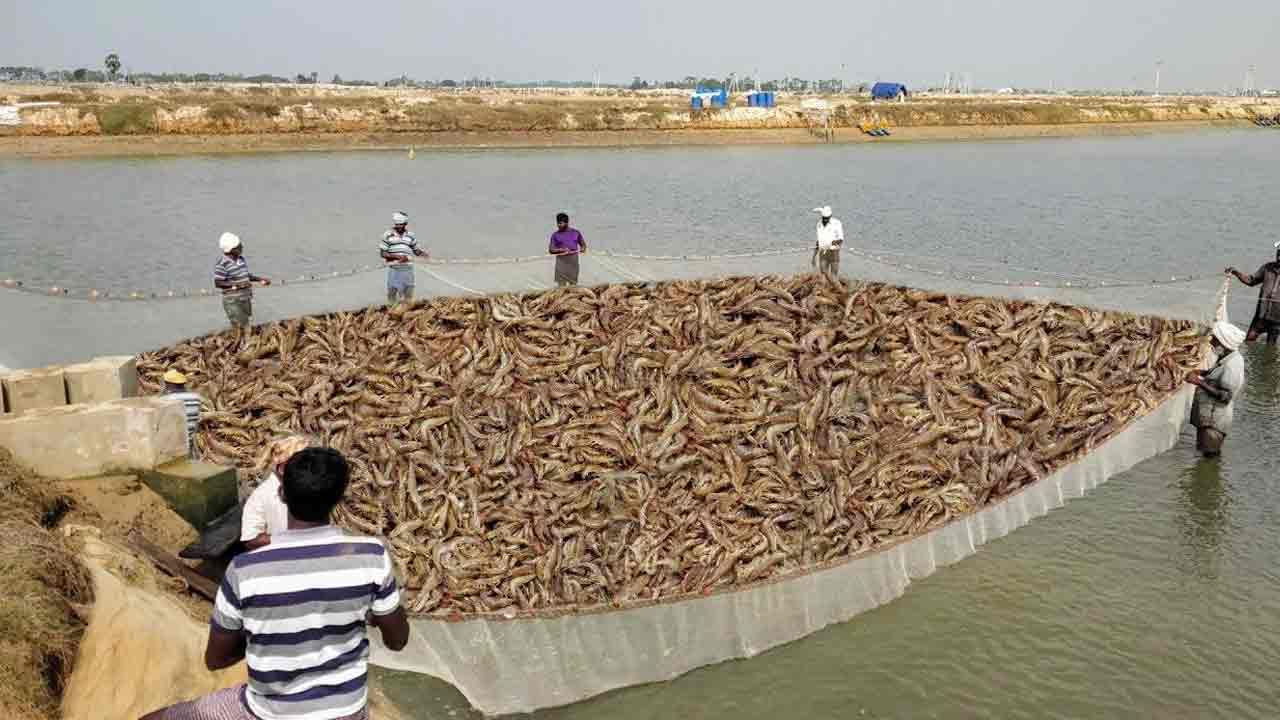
left=380, top=212, right=426, bottom=304
left=143, top=448, right=410, bottom=720
left=214, top=232, right=271, bottom=329
left=163, top=369, right=203, bottom=459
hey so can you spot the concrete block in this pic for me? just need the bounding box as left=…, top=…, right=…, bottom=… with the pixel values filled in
left=0, top=396, right=188, bottom=479
left=64, top=355, right=139, bottom=405
left=141, top=460, right=238, bottom=531
left=2, top=366, right=68, bottom=414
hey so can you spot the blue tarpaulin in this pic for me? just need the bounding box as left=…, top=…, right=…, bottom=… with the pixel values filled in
left=871, top=82, right=908, bottom=100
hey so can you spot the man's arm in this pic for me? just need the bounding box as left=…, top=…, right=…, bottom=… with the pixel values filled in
left=239, top=485, right=270, bottom=548
left=369, top=607, right=411, bottom=651
left=1186, top=372, right=1234, bottom=403
left=1225, top=266, right=1261, bottom=286
left=248, top=273, right=271, bottom=286
left=577, top=232, right=587, bottom=254
left=369, top=546, right=410, bottom=651
left=206, top=564, right=246, bottom=670
left=213, top=270, right=246, bottom=291
left=381, top=236, right=411, bottom=263
left=205, top=625, right=248, bottom=671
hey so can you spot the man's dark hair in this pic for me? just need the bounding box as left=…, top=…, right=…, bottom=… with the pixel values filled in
left=281, top=447, right=350, bottom=523
left=556, top=212, right=569, bottom=223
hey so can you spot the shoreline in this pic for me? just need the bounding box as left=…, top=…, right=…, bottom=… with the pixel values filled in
left=0, top=120, right=1252, bottom=158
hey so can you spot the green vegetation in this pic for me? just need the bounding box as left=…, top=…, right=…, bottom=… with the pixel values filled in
left=205, top=101, right=241, bottom=124
left=96, top=103, right=158, bottom=135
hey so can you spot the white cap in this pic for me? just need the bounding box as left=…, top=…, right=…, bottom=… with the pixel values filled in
left=218, top=232, right=241, bottom=253
left=1274, top=240, right=1279, bottom=249
left=813, top=206, right=833, bottom=218
left=393, top=212, right=409, bottom=224
left=1211, top=320, right=1246, bottom=352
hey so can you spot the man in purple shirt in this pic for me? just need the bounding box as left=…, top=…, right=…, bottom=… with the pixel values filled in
left=548, top=212, right=587, bottom=286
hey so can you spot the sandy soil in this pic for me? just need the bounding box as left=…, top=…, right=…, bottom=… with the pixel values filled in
left=0, top=120, right=1254, bottom=158
left=55, top=476, right=197, bottom=556
left=61, top=528, right=406, bottom=719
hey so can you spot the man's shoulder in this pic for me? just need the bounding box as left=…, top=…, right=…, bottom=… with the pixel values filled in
left=230, top=532, right=388, bottom=571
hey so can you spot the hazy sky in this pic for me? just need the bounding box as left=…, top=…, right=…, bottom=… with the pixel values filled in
left=4, top=0, right=1276, bottom=90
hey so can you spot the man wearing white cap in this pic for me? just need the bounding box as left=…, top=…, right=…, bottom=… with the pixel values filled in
left=811, top=206, right=844, bottom=279
left=213, top=232, right=271, bottom=329
left=380, top=211, right=426, bottom=304
left=1187, top=320, right=1247, bottom=458
left=1225, top=240, right=1280, bottom=345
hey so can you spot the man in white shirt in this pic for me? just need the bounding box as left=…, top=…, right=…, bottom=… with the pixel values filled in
left=812, top=205, right=844, bottom=279
left=240, top=435, right=311, bottom=550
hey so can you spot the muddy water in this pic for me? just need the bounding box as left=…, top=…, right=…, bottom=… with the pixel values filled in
left=4, top=130, right=1280, bottom=717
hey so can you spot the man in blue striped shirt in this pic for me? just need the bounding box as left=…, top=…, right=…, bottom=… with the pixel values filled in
left=163, top=368, right=203, bottom=459
left=143, top=448, right=410, bottom=720
left=214, top=232, right=271, bottom=329
left=379, top=212, right=425, bottom=304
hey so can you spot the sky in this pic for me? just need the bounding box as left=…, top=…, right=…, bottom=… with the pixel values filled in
left=3, top=0, right=1277, bottom=91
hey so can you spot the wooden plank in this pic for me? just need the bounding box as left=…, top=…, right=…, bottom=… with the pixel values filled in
left=128, top=532, right=220, bottom=602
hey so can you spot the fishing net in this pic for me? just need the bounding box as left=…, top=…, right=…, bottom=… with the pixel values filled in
left=0, top=249, right=1230, bottom=716
left=0, top=248, right=1225, bottom=370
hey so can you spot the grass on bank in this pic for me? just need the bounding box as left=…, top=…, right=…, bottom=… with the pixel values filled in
left=95, top=103, right=158, bottom=135
left=0, top=450, right=93, bottom=719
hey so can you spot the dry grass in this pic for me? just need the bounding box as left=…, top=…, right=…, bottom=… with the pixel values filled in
left=0, top=450, right=94, bottom=719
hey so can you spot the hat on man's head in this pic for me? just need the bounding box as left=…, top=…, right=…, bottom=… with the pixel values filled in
left=218, top=232, right=241, bottom=253
left=393, top=212, right=409, bottom=224
left=812, top=206, right=833, bottom=218
left=1211, top=320, right=1246, bottom=352
left=163, top=369, right=187, bottom=385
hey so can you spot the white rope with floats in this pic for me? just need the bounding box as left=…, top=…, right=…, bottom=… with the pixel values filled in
left=0, top=246, right=1240, bottom=303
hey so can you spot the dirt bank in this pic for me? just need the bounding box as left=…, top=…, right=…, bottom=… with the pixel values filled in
left=0, top=449, right=408, bottom=719
left=0, top=451, right=93, bottom=719
left=2, top=83, right=1275, bottom=157
left=0, top=120, right=1255, bottom=159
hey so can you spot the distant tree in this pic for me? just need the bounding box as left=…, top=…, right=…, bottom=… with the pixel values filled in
left=332, top=74, right=343, bottom=85
left=104, top=53, right=121, bottom=80
left=310, top=71, right=318, bottom=84
left=440, top=79, right=458, bottom=87
left=72, top=68, right=88, bottom=81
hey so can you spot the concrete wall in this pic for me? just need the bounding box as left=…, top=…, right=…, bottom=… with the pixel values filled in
left=0, top=397, right=188, bottom=479
left=1, top=366, right=68, bottom=414
left=64, top=356, right=139, bottom=405
left=2, top=355, right=138, bottom=416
